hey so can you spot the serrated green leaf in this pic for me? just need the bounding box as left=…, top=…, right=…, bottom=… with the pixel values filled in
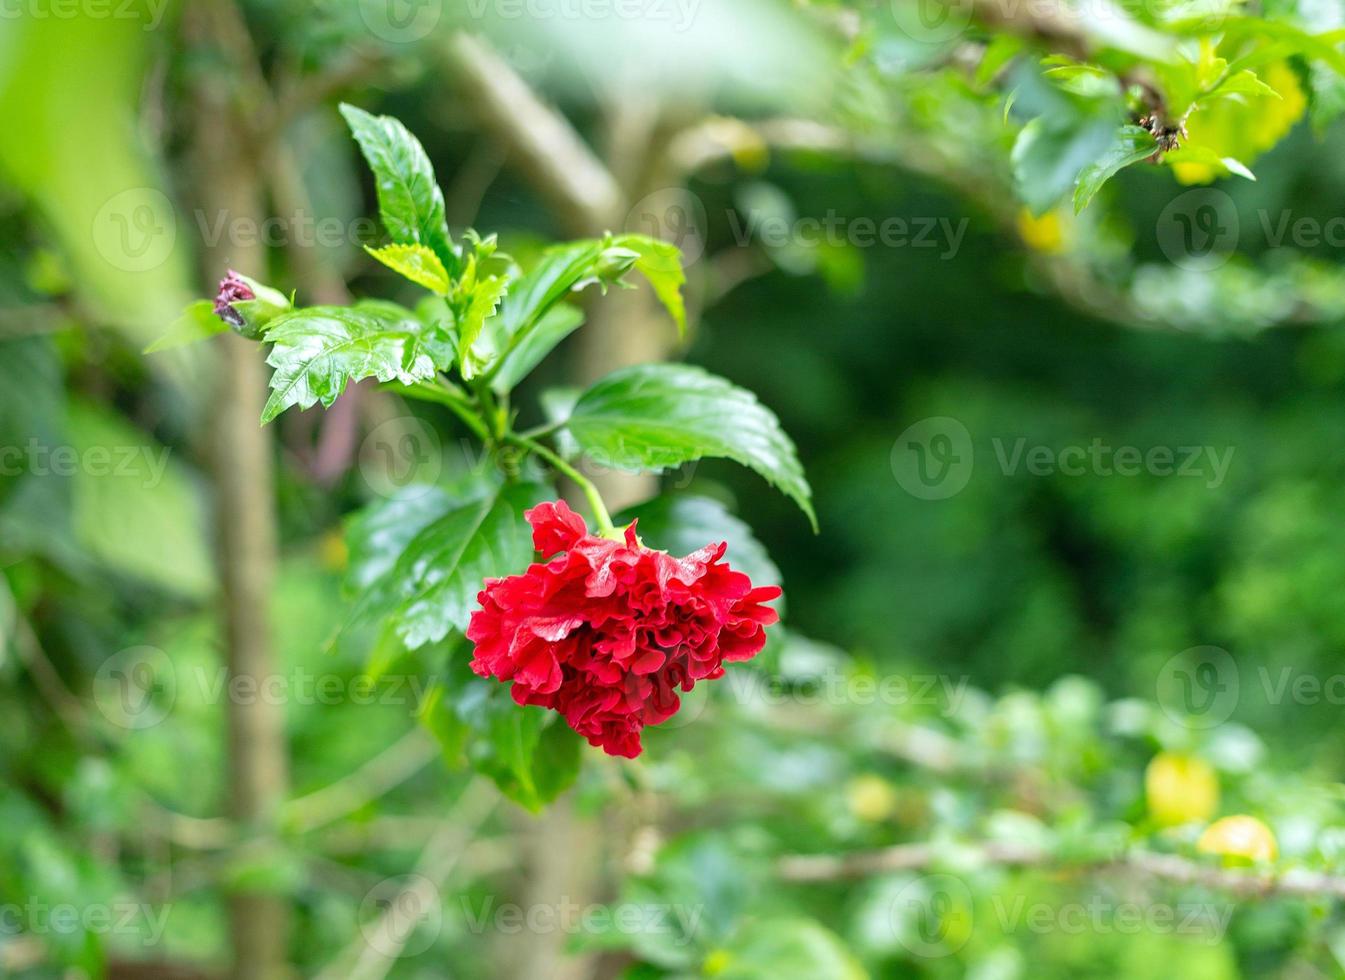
left=567, top=364, right=816, bottom=530
left=339, top=103, right=457, bottom=275
left=260, top=303, right=441, bottom=423
left=612, top=234, right=687, bottom=336
left=144, top=300, right=227, bottom=353
left=1073, top=125, right=1158, bottom=212
left=365, top=243, right=451, bottom=294
left=384, top=480, right=545, bottom=649
left=456, top=274, right=511, bottom=379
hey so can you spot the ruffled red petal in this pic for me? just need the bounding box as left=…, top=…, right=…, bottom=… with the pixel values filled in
left=467, top=502, right=779, bottom=756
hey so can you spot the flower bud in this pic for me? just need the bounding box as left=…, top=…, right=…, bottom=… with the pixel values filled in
left=213, top=270, right=291, bottom=339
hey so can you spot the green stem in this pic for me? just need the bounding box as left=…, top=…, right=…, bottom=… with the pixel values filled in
left=400, top=381, right=491, bottom=443
left=506, top=433, right=617, bottom=538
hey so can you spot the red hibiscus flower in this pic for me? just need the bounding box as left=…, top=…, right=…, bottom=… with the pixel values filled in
left=466, top=500, right=780, bottom=758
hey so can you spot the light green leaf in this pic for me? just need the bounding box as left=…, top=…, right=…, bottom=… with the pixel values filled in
left=339, top=103, right=457, bottom=275
left=489, top=305, right=585, bottom=394
left=1073, top=125, right=1158, bottom=212
left=144, top=300, right=226, bottom=353
left=1205, top=68, right=1281, bottom=102
left=456, top=274, right=511, bottom=379
left=567, top=364, right=816, bottom=530
left=612, top=233, right=688, bottom=336
left=260, top=303, right=441, bottom=423
left=365, top=243, right=451, bottom=294
left=715, top=918, right=866, bottom=980
left=1013, top=114, right=1118, bottom=215
left=67, top=401, right=213, bottom=598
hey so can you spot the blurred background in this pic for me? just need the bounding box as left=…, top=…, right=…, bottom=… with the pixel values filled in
left=6, top=0, right=1345, bottom=977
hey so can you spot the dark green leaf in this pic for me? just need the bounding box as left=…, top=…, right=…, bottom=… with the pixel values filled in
left=567, top=364, right=816, bottom=530
left=339, top=103, right=457, bottom=275
left=383, top=480, right=545, bottom=649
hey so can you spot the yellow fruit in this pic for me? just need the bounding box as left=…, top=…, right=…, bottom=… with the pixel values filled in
left=318, top=530, right=349, bottom=571
left=703, top=949, right=733, bottom=975
left=1146, top=752, right=1219, bottom=827
left=1173, top=60, right=1307, bottom=185
left=1016, top=207, right=1067, bottom=254
left=847, top=774, right=899, bottom=823
left=1198, top=815, right=1278, bottom=863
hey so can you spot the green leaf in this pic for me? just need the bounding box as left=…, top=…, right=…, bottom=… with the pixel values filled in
left=66, top=401, right=213, bottom=598
left=481, top=236, right=686, bottom=390
left=455, top=274, right=511, bottom=379
left=975, top=35, right=1024, bottom=88
left=715, top=918, right=866, bottom=980
left=567, top=364, right=816, bottom=530
left=1204, top=68, right=1281, bottom=102
left=344, top=485, right=456, bottom=594
left=612, top=234, right=688, bottom=336
left=1073, top=125, right=1158, bottom=212
left=144, top=300, right=227, bottom=353
left=260, top=303, right=442, bottom=423
left=365, top=243, right=451, bottom=294
left=381, top=480, right=545, bottom=649
left=1013, top=114, right=1119, bottom=215
left=339, top=103, right=457, bottom=275
left=420, top=649, right=583, bottom=810
left=489, top=305, right=585, bottom=394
